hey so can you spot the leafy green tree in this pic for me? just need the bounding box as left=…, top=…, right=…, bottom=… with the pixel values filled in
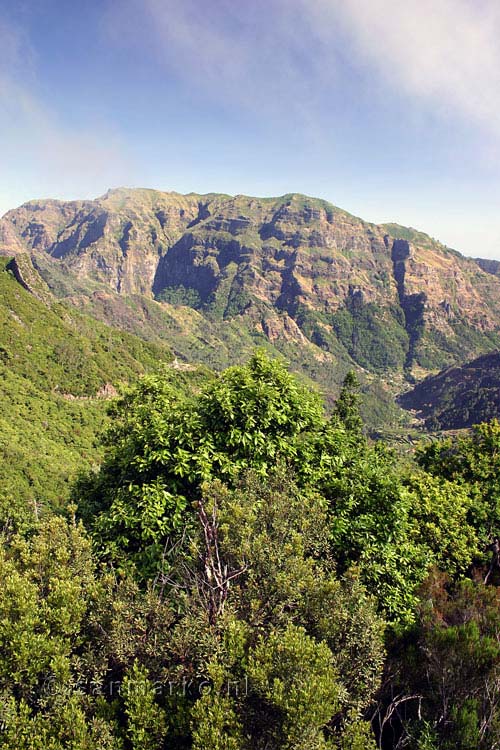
left=79, top=352, right=481, bottom=624
left=0, top=516, right=122, bottom=750
left=207, top=471, right=385, bottom=712
left=0, top=692, right=121, bottom=750
left=320, top=437, right=430, bottom=623
left=405, top=473, right=479, bottom=576
left=0, top=514, right=94, bottom=694
left=191, top=662, right=244, bottom=750
left=381, top=572, right=500, bottom=750
left=77, top=352, right=326, bottom=575
left=417, top=420, right=500, bottom=561
left=329, top=711, right=378, bottom=750
left=164, top=471, right=383, bottom=748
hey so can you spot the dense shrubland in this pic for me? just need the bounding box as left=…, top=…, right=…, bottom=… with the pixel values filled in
left=2, top=352, right=500, bottom=749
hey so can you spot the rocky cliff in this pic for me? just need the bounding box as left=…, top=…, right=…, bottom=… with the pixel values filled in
left=2, top=187, right=500, bottom=377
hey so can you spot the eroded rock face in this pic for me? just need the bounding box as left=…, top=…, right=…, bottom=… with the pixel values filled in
left=6, top=255, right=53, bottom=306
left=3, top=187, right=500, bottom=373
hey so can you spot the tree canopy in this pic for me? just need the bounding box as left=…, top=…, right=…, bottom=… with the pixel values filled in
left=3, top=352, right=500, bottom=749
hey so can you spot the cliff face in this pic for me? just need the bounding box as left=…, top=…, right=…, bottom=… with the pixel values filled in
left=2, top=187, right=500, bottom=375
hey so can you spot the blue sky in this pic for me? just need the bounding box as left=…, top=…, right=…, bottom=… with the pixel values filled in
left=0, top=0, right=499, bottom=258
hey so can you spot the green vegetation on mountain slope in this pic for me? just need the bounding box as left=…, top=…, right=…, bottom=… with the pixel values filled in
left=0, top=254, right=407, bottom=531
left=30, top=252, right=406, bottom=431
left=0, top=256, right=179, bottom=515
left=400, top=350, right=500, bottom=430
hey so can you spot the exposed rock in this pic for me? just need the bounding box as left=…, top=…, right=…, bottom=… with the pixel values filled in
left=6, top=254, right=53, bottom=306
left=261, top=313, right=308, bottom=344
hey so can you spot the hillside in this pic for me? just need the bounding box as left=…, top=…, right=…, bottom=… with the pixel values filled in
left=0, top=255, right=176, bottom=517
left=2, top=188, right=500, bottom=385
left=0, top=251, right=404, bottom=529
left=399, top=350, right=500, bottom=430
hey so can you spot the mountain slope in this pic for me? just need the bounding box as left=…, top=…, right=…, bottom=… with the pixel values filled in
left=0, top=255, right=175, bottom=518
left=399, top=351, right=500, bottom=430
left=3, top=188, right=500, bottom=382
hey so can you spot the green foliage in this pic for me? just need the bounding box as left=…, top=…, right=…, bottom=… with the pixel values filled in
left=323, top=444, right=429, bottom=622
left=0, top=258, right=172, bottom=397
left=0, top=693, right=121, bottom=750
left=79, top=352, right=483, bottom=626
left=210, top=471, right=385, bottom=712
left=386, top=573, right=500, bottom=750
left=0, top=257, right=173, bottom=516
left=333, top=371, right=363, bottom=434
left=122, top=662, right=166, bottom=750
left=6, top=333, right=500, bottom=749
left=0, top=514, right=94, bottom=692
left=415, top=321, right=500, bottom=373
left=78, top=351, right=325, bottom=574
left=246, top=624, right=340, bottom=749
left=129, top=468, right=383, bottom=748
left=0, top=516, right=122, bottom=750
left=331, top=299, right=409, bottom=373
left=156, top=285, right=202, bottom=308
left=405, top=473, right=479, bottom=575
left=191, top=663, right=244, bottom=750
left=417, top=420, right=500, bottom=549
left=330, top=712, right=378, bottom=750
left=0, top=367, right=108, bottom=524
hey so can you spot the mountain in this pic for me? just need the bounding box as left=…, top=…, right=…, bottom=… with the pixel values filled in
left=399, top=350, right=500, bottom=430
left=2, top=187, right=500, bottom=433
left=2, top=188, right=500, bottom=383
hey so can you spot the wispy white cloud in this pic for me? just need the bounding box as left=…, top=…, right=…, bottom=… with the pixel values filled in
left=104, top=0, right=337, bottom=129
left=0, top=14, right=130, bottom=214
left=108, top=0, right=500, bottom=141
left=308, top=0, right=500, bottom=138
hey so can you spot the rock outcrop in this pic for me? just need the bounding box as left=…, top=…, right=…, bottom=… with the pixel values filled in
left=6, top=254, right=53, bottom=306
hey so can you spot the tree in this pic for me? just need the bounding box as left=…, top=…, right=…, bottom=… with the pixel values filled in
left=383, top=573, right=500, bottom=750
left=417, top=420, right=500, bottom=569
left=333, top=371, right=363, bottom=434
left=0, top=515, right=121, bottom=750
left=122, top=662, right=166, bottom=750
left=246, top=624, right=341, bottom=749
left=79, top=352, right=479, bottom=625
left=77, top=352, right=326, bottom=576
left=165, top=470, right=384, bottom=747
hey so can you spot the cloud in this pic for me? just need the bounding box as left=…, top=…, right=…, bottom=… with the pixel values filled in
left=0, top=16, right=33, bottom=74
left=107, top=0, right=500, bottom=142
left=309, top=0, right=500, bottom=137
left=104, top=0, right=337, bottom=128
left=0, top=14, right=130, bottom=213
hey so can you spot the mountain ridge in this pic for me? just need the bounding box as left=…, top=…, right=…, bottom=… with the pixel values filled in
left=2, top=187, right=500, bottom=387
